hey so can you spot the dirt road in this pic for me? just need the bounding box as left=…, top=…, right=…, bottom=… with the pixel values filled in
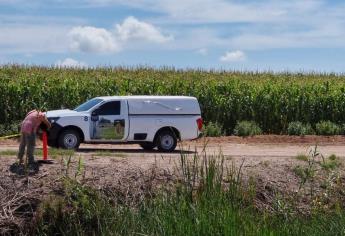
left=1, top=135, right=345, bottom=159
left=1, top=135, right=344, bottom=172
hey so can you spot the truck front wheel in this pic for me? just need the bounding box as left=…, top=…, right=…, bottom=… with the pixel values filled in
left=58, top=129, right=81, bottom=150
left=156, top=130, right=177, bottom=152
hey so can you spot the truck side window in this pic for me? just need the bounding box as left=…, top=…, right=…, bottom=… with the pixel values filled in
left=97, top=101, right=121, bottom=115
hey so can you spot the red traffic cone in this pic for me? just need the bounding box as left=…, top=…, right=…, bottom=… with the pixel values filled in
left=39, top=131, right=53, bottom=164
left=43, top=131, right=48, bottom=160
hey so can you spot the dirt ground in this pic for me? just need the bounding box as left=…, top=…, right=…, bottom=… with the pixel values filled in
left=1, top=135, right=345, bottom=184
left=1, top=135, right=345, bottom=171
left=1, top=135, right=345, bottom=190
left=1, top=135, right=345, bottom=234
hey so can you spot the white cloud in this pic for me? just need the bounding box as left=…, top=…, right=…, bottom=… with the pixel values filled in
left=68, top=17, right=172, bottom=53
left=196, top=48, right=208, bottom=56
left=55, top=58, right=87, bottom=68
left=115, top=16, right=172, bottom=43
left=0, top=14, right=174, bottom=55
left=78, top=0, right=345, bottom=51
left=220, top=50, right=246, bottom=62
left=84, top=0, right=345, bottom=52
left=69, top=26, right=120, bottom=53
left=1, top=0, right=345, bottom=61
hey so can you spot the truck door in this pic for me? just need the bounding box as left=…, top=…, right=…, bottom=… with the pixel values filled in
left=90, top=100, right=128, bottom=141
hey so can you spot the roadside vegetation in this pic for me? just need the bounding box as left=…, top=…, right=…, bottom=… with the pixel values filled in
left=315, top=121, right=342, bottom=135
left=3, top=66, right=345, bottom=136
left=287, top=122, right=314, bottom=136
left=0, top=122, right=20, bottom=137
left=233, top=121, right=262, bottom=137
left=30, top=148, right=345, bottom=235
left=0, top=143, right=344, bottom=235
left=202, top=121, right=224, bottom=137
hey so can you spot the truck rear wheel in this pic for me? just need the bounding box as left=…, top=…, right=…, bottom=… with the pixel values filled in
left=58, top=129, right=80, bottom=150
left=156, top=130, right=177, bottom=152
left=140, top=142, right=156, bottom=150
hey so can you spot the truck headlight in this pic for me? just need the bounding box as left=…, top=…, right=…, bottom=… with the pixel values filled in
left=48, top=117, right=60, bottom=123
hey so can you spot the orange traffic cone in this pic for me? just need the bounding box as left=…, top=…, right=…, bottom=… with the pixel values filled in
left=43, top=131, right=48, bottom=160
left=39, top=131, right=53, bottom=164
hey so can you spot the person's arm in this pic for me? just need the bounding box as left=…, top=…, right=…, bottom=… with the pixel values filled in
left=42, top=116, right=51, bottom=129
left=38, top=112, right=51, bottom=129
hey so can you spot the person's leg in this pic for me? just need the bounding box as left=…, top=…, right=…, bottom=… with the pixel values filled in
left=17, top=133, right=27, bottom=164
left=26, top=133, right=36, bottom=164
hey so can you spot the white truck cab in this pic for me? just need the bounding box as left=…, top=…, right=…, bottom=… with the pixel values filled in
left=46, top=96, right=203, bottom=152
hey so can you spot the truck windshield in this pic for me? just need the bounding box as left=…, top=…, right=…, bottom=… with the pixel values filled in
left=74, top=98, right=103, bottom=112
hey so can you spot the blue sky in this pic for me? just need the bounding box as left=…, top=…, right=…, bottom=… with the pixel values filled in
left=1, top=0, right=345, bottom=72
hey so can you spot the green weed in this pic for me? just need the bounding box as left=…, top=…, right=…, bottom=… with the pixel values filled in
left=233, top=121, right=262, bottom=137
left=315, top=121, right=341, bottom=135
left=321, top=154, right=341, bottom=170
left=202, top=121, right=224, bottom=137
left=287, top=122, right=314, bottom=136
left=296, top=154, right=308, bottom=161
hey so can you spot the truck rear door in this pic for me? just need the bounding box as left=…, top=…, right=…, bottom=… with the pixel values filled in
left=90, top=100, right=129, bottom=141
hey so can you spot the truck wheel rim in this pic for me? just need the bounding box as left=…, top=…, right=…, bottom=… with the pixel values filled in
left=64, top=134, right=77, bottom=149
left=161, top=135, right=174, bottom=150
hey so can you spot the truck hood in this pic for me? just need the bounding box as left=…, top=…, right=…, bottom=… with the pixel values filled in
left=46, top=109, right=88, bottom=117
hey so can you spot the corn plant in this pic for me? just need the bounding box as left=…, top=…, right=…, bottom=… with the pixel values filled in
left=2, top=65, right=345, bottom=134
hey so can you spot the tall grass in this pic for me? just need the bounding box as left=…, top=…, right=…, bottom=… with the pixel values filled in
left=2, top=66, right=345, bottom=134
left=34, top=150, right=345, bottom=235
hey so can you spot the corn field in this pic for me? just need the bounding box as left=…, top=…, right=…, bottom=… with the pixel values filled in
left=1, top=65, right=345, bottom=134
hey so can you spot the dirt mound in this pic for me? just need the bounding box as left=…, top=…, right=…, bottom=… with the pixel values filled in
left=0, top=156, right=175, bottom=234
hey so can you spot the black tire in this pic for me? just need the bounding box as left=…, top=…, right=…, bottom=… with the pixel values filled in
left=140, top=142, right=156, bottom=150
left=48, top=139, right=59, bottom=148
left=155, top=130, right=177, bottom=152
left=58, top=129, right=81, bottom=150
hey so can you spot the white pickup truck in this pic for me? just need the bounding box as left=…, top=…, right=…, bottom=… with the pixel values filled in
left=46, top=96, right=203, bottom=152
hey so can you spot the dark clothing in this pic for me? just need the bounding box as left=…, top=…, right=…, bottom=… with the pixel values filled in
left=17, top=132, right=36, bottom=164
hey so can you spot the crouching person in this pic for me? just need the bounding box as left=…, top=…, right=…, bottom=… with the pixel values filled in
left=18, top=109, right=51, bottom=165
